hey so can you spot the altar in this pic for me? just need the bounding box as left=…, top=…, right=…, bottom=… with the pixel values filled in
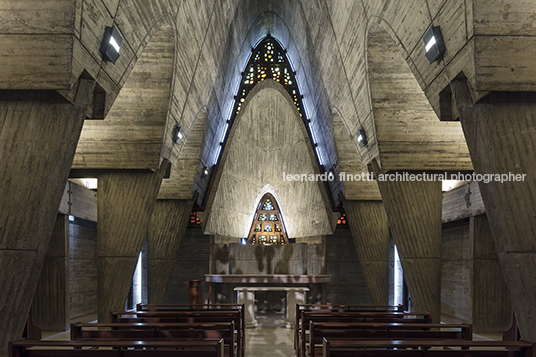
left=234, top=286, right=309, bottom=328
left=205, top=274, right=331, bottom=324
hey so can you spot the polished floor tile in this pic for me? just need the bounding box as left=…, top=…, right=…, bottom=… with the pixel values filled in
left=245, top=313, right=295, bottom=356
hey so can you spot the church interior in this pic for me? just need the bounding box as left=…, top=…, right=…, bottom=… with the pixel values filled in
left=1, top=0, right=536, bottom=356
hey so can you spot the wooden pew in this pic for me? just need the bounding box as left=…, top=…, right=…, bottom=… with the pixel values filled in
left=295, top=305, right=403, bottom=352
left=9, top=339, right=224, bottom=357
left=136, top=303, right=244, bottom=311
left=21, top=308, right=41, bottom=340
left=321, top=338, right=536, bottom=357
left=306, top=322, right=472, bottom=357
left=111, top=310, right=243, bottom=357
left=503, top=312, right=521, bottom=341
left=71, top=322, right=236, bottom=357
left=298, top=311, right=432, bottom=356
left=135, top=303, right=246, bottom=355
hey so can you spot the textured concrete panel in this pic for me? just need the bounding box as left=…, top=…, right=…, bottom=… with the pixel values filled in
left=452, top=81, right=536, bottom=340
left=441, top=221, right=471, bottom=322
left=345, top=200, right=390, bottom=305
left=147, top=200, right=193, bottom=303
left=165, top=227, right=210, bottom=304
left=69, top=221, right=98, bottom=320
left=326, top=229, right=371, bottom=305
left=205, top=79, right=333, bottom=238
left=0, top=81, right=93, bottom=357
left=97, top=161, right=169, bottom=322
left=374, top=163, right=443, bottom=322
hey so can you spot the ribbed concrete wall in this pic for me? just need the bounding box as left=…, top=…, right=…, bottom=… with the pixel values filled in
left=147, top=200, right=193, bottom=304
left=97, top=161, right=169, bottom=322
left=0, top=82, right=94, bottom=355
left=452, top=81, right=536, bottom=340
left=345, top=200, right=390, bottom=305
left=374, top=162, right=443, bottom=322
left=205, top=80, right=333, bottom=239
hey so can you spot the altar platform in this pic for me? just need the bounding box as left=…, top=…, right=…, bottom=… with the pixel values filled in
left=205, top=274, right=331, bottom=307
left=206, top=274, right=331, bottom=284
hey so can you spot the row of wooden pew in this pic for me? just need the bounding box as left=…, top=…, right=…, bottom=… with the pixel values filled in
left=294, top=304, right=535, bottom=357
left=10, top=304, right=245, bottom=357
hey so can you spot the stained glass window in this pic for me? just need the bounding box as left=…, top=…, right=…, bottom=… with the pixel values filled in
left=263, top=199, right=274, bottom=211
left=215, top=35, right=321, bottom=167
left=337, top=211, right=349, bottom=228
left=189, top=211, right=201, bottom=226
left=247, top=193, right=290, bottom=244
left=230, top=36, right=306, bottom=121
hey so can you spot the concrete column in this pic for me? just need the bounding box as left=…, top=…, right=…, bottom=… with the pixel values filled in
left=236, top=290, right=258, bottom=328
left=97, top=160, right=170, bottom=322
left=470, top=214, right=512, bottom=333
left=32, top=214, right=69, bottom=330
left=344, top=200, right=390, bottom=305
left=147, top=200, right=193, bottom=304
left=284, top=288, right=308, bottom=329
left=0, top=81, right=93, bottom=356
left=373, top=162, right=442, bottom=322
left=451, top=79, right=536, bottom=340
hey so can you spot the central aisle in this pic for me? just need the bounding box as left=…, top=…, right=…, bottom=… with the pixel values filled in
left=245, top=313, right=295, bottom=356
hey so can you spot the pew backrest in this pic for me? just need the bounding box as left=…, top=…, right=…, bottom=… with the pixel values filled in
left=9, top=339, right=224, bottom=357
left=299, top=310, right=432, bottom=355
left=307, top=322, right=472, bottom=357
left=109, top=310, right=243, bottom=357
left=321, top=338, right=535, bottom=357
left=137, top=303, right=244, bottom=311
left=294, top=304, right=403, bottom=351
left=71, top=321, right=235, bottom=357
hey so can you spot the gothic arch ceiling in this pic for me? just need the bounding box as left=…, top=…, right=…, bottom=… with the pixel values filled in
left=195, top=0, right=478, bottom=204
left=204, top=79, right=334, bottom=238
left=64, top=0, right=493, bottom=200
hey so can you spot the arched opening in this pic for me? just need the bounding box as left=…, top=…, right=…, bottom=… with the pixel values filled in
left=247, top=193, right=290, bottom=245
left=73, top=23, right=175, bottom=171
left=203, top=79, right=333, bottom=239
left=367, top=23, right=471, bottom=171
left=215, top=35, right=320, bottom=167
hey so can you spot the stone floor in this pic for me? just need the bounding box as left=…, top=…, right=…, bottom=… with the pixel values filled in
left=245, top=312, right=295, bottom=356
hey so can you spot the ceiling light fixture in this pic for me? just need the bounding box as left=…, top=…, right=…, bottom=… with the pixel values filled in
left=423, top=26, right=446, bottom=64
left=172, top=125, right=183, bottom=144
left=100, top=26, right=122, bottom=64
left=357, top=128, right=368, bottom=148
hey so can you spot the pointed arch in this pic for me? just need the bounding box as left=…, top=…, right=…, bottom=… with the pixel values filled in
left=203, top=79, right=334, bottom=238
left=247, top=193, right=289, bottom=245
left=232, top=35, right=306, bottom=121
left=215, top=35, right=323, bottom=168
